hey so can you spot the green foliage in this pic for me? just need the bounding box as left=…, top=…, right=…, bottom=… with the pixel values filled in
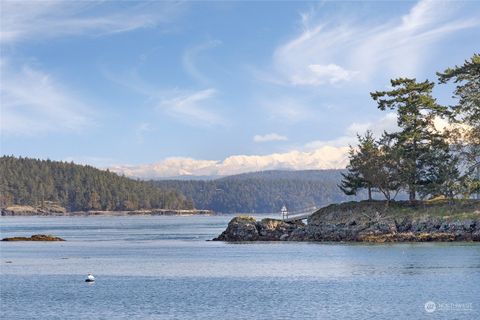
left=371, top=78, right=453, bottom=201
left=340, top=132, right=402, bottom=202
left=343, top=55, right=480, bottom=202
left=0, top=156, right=192, bottom=211
left=438, top=53, right=480, bottom=131
left=339, top=168, right=363, bottom=197
left=340, top=131, right=377, bottom=200
left=372, top=134, right=403, bottom=201
left=438, top=53, right=480, bottom=198
left=154, top=170, right=364, bottom=213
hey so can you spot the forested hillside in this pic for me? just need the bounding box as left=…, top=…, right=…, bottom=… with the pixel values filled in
left=0, top=156, right=193, bottom=211
left=154, top=170, right=366, bottom=213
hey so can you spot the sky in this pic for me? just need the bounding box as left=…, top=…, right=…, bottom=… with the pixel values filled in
left=1, top=0, right=479, bottom=178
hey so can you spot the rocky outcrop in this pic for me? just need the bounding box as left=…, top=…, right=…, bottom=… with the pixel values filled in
left=213, top=201, right=480, bottom=242
left=127, top=209, right=214, bottom=216
left=1, top=205, right=213, bottom=216
left=78, top=209, right=214, bottom=216
left=1, top=204, right=66, bottom=216
left=305, top=216, right=480, bottom=242
left=2, top=234, right=65, bottom=241
left=213, top=216, right=304, bottom=241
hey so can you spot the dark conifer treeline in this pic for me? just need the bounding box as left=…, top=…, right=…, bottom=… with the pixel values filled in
left=154, top=170, right=365, bottom=213
left=0, top=156, right=193, bottom=211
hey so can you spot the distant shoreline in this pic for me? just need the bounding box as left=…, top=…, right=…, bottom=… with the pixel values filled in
left=1, top=205, right=214, bottom=217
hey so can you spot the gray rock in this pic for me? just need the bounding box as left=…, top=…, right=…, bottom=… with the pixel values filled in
left=280, top=234, right=289, bottom=241
left=213, top=202, right=480, bottom=242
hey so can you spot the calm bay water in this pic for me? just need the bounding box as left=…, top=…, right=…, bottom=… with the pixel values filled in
left=1, top=215, right=479, bottom=319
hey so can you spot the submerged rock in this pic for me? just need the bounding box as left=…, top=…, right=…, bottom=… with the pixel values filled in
left=2, top=234, right=65, bottom=241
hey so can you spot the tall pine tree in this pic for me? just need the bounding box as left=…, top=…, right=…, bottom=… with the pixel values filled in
left=371, top=78, right=451, bottom=202
left=438, top=54, right=480, bottom=198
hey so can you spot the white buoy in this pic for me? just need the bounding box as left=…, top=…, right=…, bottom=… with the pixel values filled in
left=85, top=273, right=95, bottom=282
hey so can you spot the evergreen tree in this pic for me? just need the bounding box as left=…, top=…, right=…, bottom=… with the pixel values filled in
left=339, top=132, right=402, bottom=203
left=438, top=54, right=480, bottom=134
left=438, top=53, right=480, bottom=198
left=371, top=78, right=450, bottom=202
left=374, top=134, right=402, bottom=202
left=339, top=131, right=377, bottom=200
left=0, top=156, right=193, bottom=211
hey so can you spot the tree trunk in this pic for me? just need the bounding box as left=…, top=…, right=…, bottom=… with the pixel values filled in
left=409, top=186, right=416, bottom=202
left=477, top=166, right=480, bottom=200
left=410, top=117, right=418, bottom=204
left=368, top=187, right=372, bottom=201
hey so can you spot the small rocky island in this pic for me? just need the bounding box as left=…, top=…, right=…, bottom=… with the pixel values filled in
left=214, top=201, right=480, bottom=242
left=2, top=234, right=65, bottom=241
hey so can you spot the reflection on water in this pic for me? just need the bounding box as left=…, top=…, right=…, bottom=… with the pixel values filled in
left=1, top=216, right=479, bottom=319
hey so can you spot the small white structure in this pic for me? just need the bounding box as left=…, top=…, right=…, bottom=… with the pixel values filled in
left=85, top=273, right=95, bottom=282
left=281, top=205, right=288, bottom=220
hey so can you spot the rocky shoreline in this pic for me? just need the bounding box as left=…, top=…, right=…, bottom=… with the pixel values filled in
left=214, top=201, right=480, bottom=242
left=0, top=205, right=214, bottom=216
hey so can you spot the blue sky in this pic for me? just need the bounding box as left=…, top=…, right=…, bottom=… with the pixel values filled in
left=1, top=0, right=479, bottom=178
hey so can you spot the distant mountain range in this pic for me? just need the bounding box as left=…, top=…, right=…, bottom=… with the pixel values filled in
left=153, top=169, right=368, bottom=214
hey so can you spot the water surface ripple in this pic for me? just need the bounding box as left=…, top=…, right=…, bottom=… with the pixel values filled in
left=1, top=216, right=479, bottom=319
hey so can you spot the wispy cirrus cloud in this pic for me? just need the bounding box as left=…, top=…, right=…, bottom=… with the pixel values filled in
left=0, top=0, right=185, bottom=44
left=0, top=0, right=186, bottom=136
left=253, top=133, right=288, bottom=143
left=268, top=0, right=479, bottom=87
left=158, top=88, right=226, bottom=127
left=102, top=65, right=227, bottom=127
left=0, top=61, right=94, bottom=135
left=182, top=39, right=221, bottom=85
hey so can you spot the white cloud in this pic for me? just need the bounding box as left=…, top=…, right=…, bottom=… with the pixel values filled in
left=269, top=0, right=479, bottom=86
left=0, top=1, right=187, bottom=134
left=0, top=62, right=93, bottom=135
left=109, top=113, right=403, bottom=178
left=103, top=66, right=226, bottom=127
left=110, top=145, right=349, bottom=179
left=305, top=64, right=358, bottom=85
left=305, top=113, right=398, bottom=150
left=253, top=133, right=288, bottom=143
left=108, top=113, right=403, bottom=178
left=182, top=40, right=221, bottom=84
left=0, top=0, right=184, bottom=44
left=346, top=113, right=398, bottom=137
left=158, top=88, right=226, bottom=126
